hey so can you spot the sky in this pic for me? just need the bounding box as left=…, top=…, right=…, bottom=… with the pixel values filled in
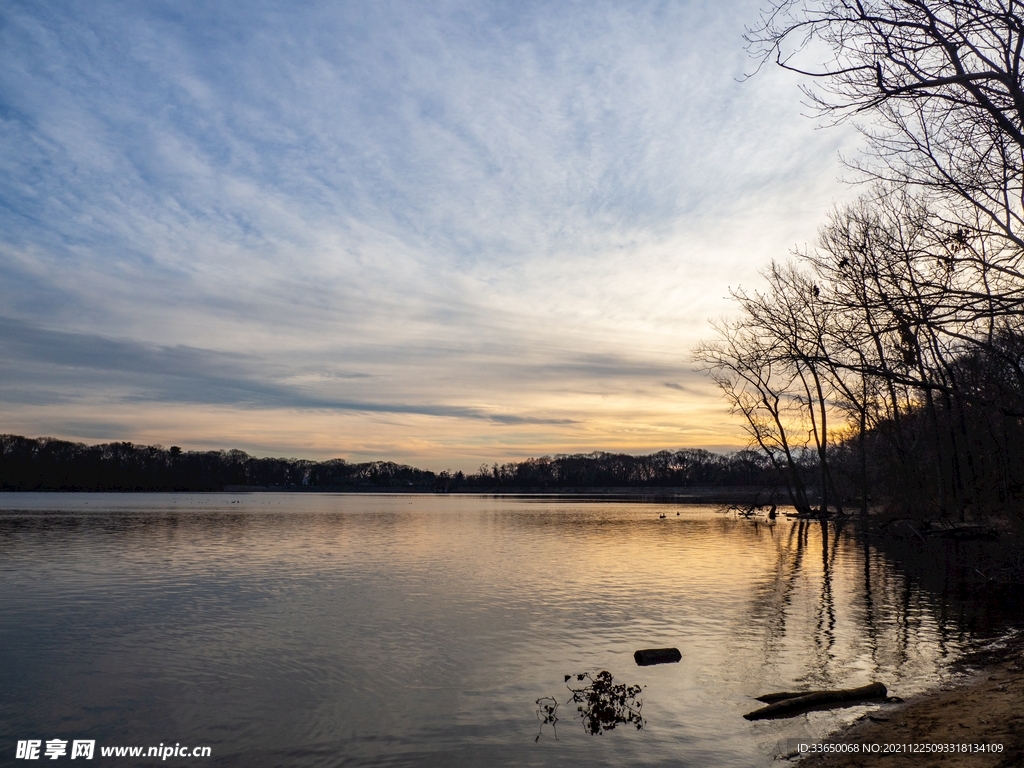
left=0, top=0, right=860, bottom=471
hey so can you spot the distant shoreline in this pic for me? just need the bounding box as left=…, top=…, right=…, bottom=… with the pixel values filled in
left=0, top=435, right=780, bottom=495
left=235, top=485, right=779, bottom=504
left=1, top=485, right=777, bottom=503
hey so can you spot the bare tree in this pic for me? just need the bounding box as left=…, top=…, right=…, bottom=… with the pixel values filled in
left=693, top=1, right=1024, bottom=521
left=732, top=262, right=848, bottom=515
left=748, top=0, right=1024, bottom=254
left=694, top=316, right=816, bottom=512
left=805, top=191, right=1024, bottom=517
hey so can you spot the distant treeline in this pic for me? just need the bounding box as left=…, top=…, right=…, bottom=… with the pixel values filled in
left=466, top=449, right=774, bottom=489
left=0, top=434, right=778, bottom=492
left=0, top=435, right=435, bottom=492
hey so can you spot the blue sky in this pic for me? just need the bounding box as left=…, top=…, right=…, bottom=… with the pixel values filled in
left=0, top=0, right=857, bottom=469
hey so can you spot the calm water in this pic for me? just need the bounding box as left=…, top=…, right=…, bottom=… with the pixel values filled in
left=0, top=494, right=1013, bottom=766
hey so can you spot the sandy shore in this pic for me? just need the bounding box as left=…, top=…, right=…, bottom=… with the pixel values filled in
left=797, top=654, right=1024, bottom=767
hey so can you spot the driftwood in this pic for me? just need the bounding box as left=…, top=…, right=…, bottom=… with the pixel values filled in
left=633, top=648, right=681, bottom=666
left=743, top=682, right=888, bottom=720
left=928, top=524, right=998, bottom=541
left=884, top=518, right=999, bottom=542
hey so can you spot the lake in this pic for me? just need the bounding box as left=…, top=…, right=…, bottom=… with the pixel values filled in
left=0, top=493, right=1016, bottom=766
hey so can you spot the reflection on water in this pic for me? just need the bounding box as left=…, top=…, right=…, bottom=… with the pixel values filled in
left=0, top=494, right=1020, bottom=767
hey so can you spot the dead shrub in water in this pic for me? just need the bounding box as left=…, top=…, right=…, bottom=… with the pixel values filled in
left=535, top=670, right=644, bottom=740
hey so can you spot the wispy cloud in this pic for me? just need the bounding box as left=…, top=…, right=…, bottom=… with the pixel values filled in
left=0, top=0, right=860, bottom=468
left=0, top=317, right=582, bottom=425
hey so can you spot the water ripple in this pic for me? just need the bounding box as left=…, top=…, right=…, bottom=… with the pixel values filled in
left=0, top=494, right=1016, bottom=766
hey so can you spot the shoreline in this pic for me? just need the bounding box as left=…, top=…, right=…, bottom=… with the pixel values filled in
left=796, top=650, right=1024, bottom=767
left=3, top=485, right=777, bottom=502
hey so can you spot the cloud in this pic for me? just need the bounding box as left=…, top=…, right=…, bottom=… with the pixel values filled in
left=0, top=317, right=582, bottom=425
left=0, top=0, right=861, bottom=465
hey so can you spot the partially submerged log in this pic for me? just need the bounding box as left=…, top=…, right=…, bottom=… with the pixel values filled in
left=929, top=524, right=999, bottom=541
left=884, top=518, right=999, bottom=542
left=755, top=690, right=816, bottom=704
left=743, top=682, right=888, bottom=720
left=633, top=647, right=681, bottom=666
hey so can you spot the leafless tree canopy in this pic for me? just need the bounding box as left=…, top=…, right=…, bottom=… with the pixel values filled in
left=692, top=2, right=1024, bottom=521
left=695, top=191, right=1024, bottom=519
left=748, top=1, right=1024, bottom=246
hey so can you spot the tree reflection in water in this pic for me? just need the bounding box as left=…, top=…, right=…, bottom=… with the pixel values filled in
left=535, top=671, right=644, bottom=741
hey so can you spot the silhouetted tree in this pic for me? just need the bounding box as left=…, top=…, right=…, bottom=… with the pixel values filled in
left=748, top=0, right=1024, bottom=252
